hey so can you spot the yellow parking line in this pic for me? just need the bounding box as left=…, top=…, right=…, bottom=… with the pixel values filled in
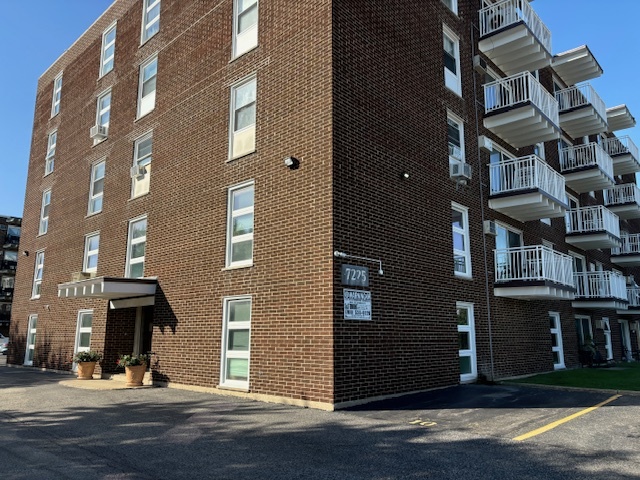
left=513, top=394, right=621, bottom=442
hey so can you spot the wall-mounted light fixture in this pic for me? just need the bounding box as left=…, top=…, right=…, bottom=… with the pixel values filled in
left=334, top=250, right=383, bottom=275
left=22, top=250, right=29, bottom=257
left=401, top=172, right=410, bottom=180
left=284, top=156, right=300, bottom=170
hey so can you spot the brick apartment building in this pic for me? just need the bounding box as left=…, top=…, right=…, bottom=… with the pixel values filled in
left=9, top=0, right=640, bottom=409
left=0, top=215, right=21, bottom=336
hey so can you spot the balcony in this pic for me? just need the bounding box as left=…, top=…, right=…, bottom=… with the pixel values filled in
left=607, top=105, right=636, bottom=132
left=478, top=0, right=552, bottom=75
left=0, top=262, right=17, bottom=274
left=572, top=271, right=628, bottom=310
left=604, top=184, right=640, bottom=219
left=565, top=205, right=620, bottom=250
left=611, top=234, right=640, bottom=267
left=0, top=289, right=13, bottom=301
left=2, top=236, right=19, bottom=249
left=559, top=143, right=615, bottom=193
left=494, top=245, right=575, bottom=300
left=601, top=136, right=640, bottom=175
left=555, top=84, right=607, bottom=138
left=551, top=46, right=603, bottom=86
left=620, top=287, right=640, bottom=314
left=483, top=72, right=560, bottom=148
left=488, top=155, right=567, bottom=222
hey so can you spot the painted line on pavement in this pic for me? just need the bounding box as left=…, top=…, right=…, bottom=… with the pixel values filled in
left=513, top=394, right=621, bottom=442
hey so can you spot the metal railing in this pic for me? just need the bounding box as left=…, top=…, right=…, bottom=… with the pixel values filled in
left=612, top=233, right=640, bottom=256
left=627, top=287, right=640, bottom=307
left=604, top=183, right=640, bottom=207
left=488, top=155, right=565, bottom=200
left=565, top=205, right=620, bottom=238
left=559, top=142, right=614, bottom=178
left=555, top=84, right=607, bottom=122
left=479, top=0, right=551, bottom=53
left=484, top=72, right=559, bottom=125
left=574, top=271, right=627, bottom=301
left=494, top=245, right=574, bottom=287
left=601, top=136, right=639, bottom=160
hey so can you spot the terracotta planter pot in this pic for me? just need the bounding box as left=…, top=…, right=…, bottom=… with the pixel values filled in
left=76, top=361, right=97, bottom=380
left=125, top=363, right=147, bottom=386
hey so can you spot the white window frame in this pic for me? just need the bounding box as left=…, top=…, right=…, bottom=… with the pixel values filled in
left=549, top=311, right=565, bottom=370
left=447, top=111, right=465, bottom=164
left=83, top=232, right=100, bottom=274
left=131, top=132, right=153, bottom=198
left=575, top=314, right=592, bottom=346
left=233, top=0, right=259, bottom=58
left=73, top=310, right=94, bottom=371
left=452, top=202, right=471, bottom=278
left=229, top=75, right=257, bottom=160
left=45, top=130, right=57, bottom=176
left=100, top=22, right=117, bottom=77
left=442, top=0, right=458, bottom=14
left=443, top=25, right=461, bottom=96
left=25, top=314, right=37, bottom=366
left=125, top=215, right=148, bottom=278
left=137, top=55, right=158, bottom=118
left=88, top=160, right=105, bottom=215
left=602, top=317, right=613, bottom=360
left=141, top=0, right=161, bottom=44
left=220, top=295, right=252, bottom=390
left=39, top=189, right=51, bottom=235
left=457, top=302, right=477, bottom=383
left=32, top=250, right=44, bottom=299
left=226, top=181, right=254, bottom=268
left=96, top=89, right=112, bottom=130
left=51, top=72, right=62, bottom=117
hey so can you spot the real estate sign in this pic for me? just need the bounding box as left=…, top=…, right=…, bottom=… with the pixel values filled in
left=343, top=289, right=372, bottom=320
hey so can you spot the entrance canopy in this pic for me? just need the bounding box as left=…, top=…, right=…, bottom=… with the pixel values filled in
left=58, top=276, right=157, bottom=309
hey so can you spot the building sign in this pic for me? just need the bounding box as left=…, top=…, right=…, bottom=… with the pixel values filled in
left=341, top=264, right=369, bottom=287
left=343, top=289, right=372, bottom=320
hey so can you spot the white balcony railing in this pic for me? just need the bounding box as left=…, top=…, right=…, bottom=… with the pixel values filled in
left=601, top=136, right=639, bottom=160
left=574, top=271, right=627, bottom=301
left=555, top=84, right=607, bottom=121
left=484, top=72, right=559, bottom=123
left=565, top=205, right=620, bottom=238
left=489, top=155, right=565, bottom=200
left=612, top=234, right=640, bottom=256
left=604, top=183, right=640, bottom=207
left=479, top=0, right=551, bottom=53
left=559, top=142, right=614, bottom=178
left=627, top=287, right=640, bottom=307
left=494, top=245, right=574, bottom=287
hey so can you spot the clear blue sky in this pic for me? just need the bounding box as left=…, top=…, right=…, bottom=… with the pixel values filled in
left=0, top=1, right=639, bottom=218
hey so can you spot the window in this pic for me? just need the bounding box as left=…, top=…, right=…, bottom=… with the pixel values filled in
left=442, top=0, right=458, bottom=14
left=83, top=233, right=100, bottom=273
left=443, top=26, right=461, bottom=95
left=447, top=112, right=464, bottom=163
left=534, top=142, right=545, bottom=160
left=549, top=312, right=565, bottom=370
left=96, top=90, right=111, bottom=130
left=32, top=251, right=44, bottom=298
left=39, top=189, right=51, bottom=235
left=25, top=315, right=37, bottom=366
left=74, top=310, right=93, bottom=369
left=88, top=161, right=105, bottom=215
left=1, top=276, right=14, bottom=290
left=229, top=76, right=257, bottom=159
left=137, top=56, right=158, bottom=118
left=100, top=23, right=116, bottom=76
left=220, top=296, right=252, bottom=389
left=226, top=182, right=254, bottom=267
left=141, top=0, right=160, bottom=43
left=51, top=72, right=62, bottom=117
left=126, top=216, right=147, bottom=278
left=575, top=315, right=592, bottom=346
left=233, top=0, right=258, bottom=58
left=457, top=302, right=477, bottom=382
left=602, top=317, right=613, bottom=360
left=452, top=203, right=471, bottom=278
left=131, top=133, right=153, bottom=198
left=45, top=131, right=56, bottom=175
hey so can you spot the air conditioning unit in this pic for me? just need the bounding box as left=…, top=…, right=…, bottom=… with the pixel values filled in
left=90, top=124, right=108, bottom=139
left=448, top=144, right=463, bottom=161
left=130, top=164, right=146, bottom=179
left=483, top=220, right=498, bottom=236
left=450, top=162, right=472, bottom=183
left=626, top=275, right=635, bottom=286
left=473, top=55, right=488, bottom=75
left=71, top=271, right=91, bottom=282
left=478, top=135, right=493, bottom=153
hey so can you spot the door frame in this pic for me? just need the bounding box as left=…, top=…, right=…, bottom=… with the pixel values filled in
left=549, top=311, right=565, bottom=369
left=457, top=302, right=477, bottom=383
left=24, top=314, right=37, bottom=366
left=73, top=309, right=94, bottom=372
left=619, top=319, right=633, bottom=361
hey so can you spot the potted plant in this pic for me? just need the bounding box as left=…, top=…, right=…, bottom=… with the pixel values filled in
left=72, top=350, right=103, bottom=380
left=117, top=353, right=151, bottom=387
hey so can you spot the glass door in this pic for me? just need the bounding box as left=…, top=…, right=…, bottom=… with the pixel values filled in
left=457, top=303, right=477, bottom=383
left=24, top=315, right=37, bottom=366
left=602, top=318, right=613, bottom=360
left=73, top=310, right=93, bottom=372
left=549, top=312, right=565, bottom=369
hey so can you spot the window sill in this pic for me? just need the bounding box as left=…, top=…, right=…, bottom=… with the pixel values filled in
left=135, top=110, right=154, bottom=122
left=217, top=384, right=249, bottom=393
left=30, top=296, right=40, bottom=300
left=36, top=232, right=48, bottom=238
left=129, top=192, right=150, bottom=201
left=222, top=263, right=253, bottom=271
left=454, top=272, right=473, bottom=280
left=229, top=45, right=259, bottom=63
left=227, top=149, right=257, bottom=163
left=85, top=210, right=102, bottom=219
left=43, top=171, right=53, bottom=178
left=445, top=84, right=463, bottom=98
left=92, top=137, right=108, bottom=147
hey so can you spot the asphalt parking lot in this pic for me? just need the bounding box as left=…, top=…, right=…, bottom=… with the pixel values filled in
left=1, top=366, right=639, bottom=479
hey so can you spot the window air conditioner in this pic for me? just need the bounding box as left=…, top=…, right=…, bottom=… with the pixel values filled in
left=130, top=165, right=146, bottom=179
left=473, top=55, right=488, bottom=75
left=90, top=124, right=108, bottom=139
left=483, top=220, right=498, bottom=236
left=71, top=271, right=91, bottom=282
left=448, top=144, right=463, bottom=161
left=450, top=162, right=472, bottom=183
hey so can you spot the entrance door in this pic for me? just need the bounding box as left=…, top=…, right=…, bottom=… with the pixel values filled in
left=24, top=315, right=37, bottom=366
left=602, top=318, right=613, bottom=360
left=620, top=320, right=633, bottom=361
left=549, top=312, right=565, bottom=369
left=457, top=302, right=477, bottom=383
left=73, top=310, right=93, bottom=372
